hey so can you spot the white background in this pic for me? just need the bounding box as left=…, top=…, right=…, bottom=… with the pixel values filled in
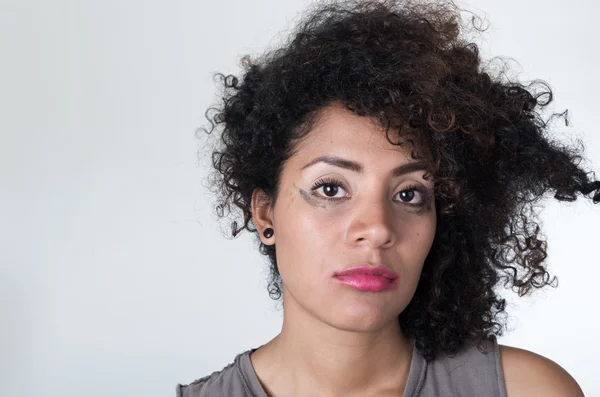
left=1, top=0, right=599, bottom=396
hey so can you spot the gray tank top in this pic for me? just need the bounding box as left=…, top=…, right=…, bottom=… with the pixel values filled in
left=176, top=337, right=507, bottom=397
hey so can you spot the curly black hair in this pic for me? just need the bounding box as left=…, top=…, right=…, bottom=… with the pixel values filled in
left=201, top=0, right=600, bottom=361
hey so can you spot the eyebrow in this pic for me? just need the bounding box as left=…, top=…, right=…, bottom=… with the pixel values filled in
left=300, top=155, right=431, bottom=177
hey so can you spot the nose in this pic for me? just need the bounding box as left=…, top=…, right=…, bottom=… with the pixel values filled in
left=345, top=195, right=397, bottom=249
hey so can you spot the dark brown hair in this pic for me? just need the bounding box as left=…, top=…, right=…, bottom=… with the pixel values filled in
left=203, top=0, right=600, bottom=361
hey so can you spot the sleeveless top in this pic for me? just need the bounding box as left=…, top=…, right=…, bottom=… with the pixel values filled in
left=176, top=336, right=507, bottom=397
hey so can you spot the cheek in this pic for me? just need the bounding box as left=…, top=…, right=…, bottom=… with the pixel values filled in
left=413, top=216, right=436, bottom=252
left=278, top=189, right=345, bottom=243
left=274, top=205, right=344, bottom=283
left=393, top=216, right=436, bottom=298
left=392, top=210, right=436, bottom=269
left=394, top=204, right=436, bottom=241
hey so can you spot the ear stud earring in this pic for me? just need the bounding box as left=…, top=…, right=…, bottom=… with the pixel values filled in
left=263, top=228, right=274, bottom=238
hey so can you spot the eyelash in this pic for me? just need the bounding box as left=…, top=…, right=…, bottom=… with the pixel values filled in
left=310, top=177, right=430, bottom=208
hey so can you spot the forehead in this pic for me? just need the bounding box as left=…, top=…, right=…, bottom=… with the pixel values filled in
left=291, top=104, right=418, bottom=163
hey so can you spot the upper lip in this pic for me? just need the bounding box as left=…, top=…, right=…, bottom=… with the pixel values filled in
left=333, top=264, right=399, bottom=280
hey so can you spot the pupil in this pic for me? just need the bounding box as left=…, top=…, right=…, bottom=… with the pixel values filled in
left=401, top=190, right=414, bottom=201
left=324, top=185, right=338, bottom=196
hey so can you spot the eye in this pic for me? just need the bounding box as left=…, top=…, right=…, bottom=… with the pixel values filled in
left=394, top=184, right=429, bottom=207
left=310, top=178, right=430, bottom=207
left=310, top=177, right=348, bottom=201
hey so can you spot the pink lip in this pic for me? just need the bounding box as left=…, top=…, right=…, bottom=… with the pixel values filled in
left=332, top=265, right=400, bottom=292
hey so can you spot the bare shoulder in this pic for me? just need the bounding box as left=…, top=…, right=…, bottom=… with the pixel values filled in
left=498, top=344, right=584, bottom=397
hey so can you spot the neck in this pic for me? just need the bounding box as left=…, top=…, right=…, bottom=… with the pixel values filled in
left=251, top=294, right=414, bottom=397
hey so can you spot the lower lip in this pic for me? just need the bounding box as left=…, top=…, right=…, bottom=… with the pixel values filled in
left=333, top=275, right=399, bottom=292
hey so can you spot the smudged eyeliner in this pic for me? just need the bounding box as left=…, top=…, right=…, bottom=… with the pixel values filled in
left=309, top=177, right=432, bottom=211
left=298, top=187, right=328, bottom=209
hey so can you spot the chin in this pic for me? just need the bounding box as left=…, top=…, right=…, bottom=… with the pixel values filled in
left=322, top=304, right=396, bottom=332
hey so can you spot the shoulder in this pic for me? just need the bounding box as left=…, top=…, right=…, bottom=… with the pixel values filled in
left=498, top=344, right=584, bottom=397
left=176, top=350, right=252, bottom=397
left=419, top=337, right=506, bottom=397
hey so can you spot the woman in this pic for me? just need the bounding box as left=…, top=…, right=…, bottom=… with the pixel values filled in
left=178, top=0, right=598, bottom=396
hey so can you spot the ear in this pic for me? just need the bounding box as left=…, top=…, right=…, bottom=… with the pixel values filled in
left=251, top=187, right=275, bottom=244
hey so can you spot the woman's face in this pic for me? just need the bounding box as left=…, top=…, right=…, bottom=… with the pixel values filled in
left=256, top=104, right=437, bottom=332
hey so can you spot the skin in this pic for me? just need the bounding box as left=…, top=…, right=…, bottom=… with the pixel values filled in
left=250, top=103, right=435, bottom=397
left=499, top=346, right=584, bottom=397
left=250, top=103, right=584, bottom=397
